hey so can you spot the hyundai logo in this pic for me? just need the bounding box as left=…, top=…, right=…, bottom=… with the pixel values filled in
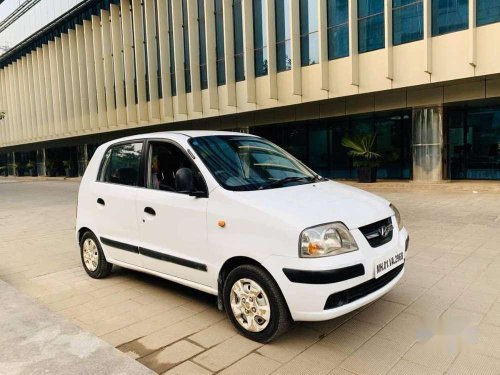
left=378, top=224, right=393, bottom=238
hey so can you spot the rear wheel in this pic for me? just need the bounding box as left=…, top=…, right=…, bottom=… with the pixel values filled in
left=80, top=231, right=112, bottom=279
left=223, top=264, right=291, bottom=343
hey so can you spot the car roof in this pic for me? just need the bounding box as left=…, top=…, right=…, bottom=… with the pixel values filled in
left=101, top=130, right=259, bottom=147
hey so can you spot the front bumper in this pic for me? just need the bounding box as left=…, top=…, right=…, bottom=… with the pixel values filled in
left=263, top=224, right=408, bottom=321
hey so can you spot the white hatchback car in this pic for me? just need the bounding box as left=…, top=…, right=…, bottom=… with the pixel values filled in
left=76, top=131, right=408, bottom=342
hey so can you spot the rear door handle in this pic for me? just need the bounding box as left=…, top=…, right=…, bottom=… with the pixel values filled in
left=144, top=207, right=156, bottom=216
left=97, top=198, right=105, bottom=206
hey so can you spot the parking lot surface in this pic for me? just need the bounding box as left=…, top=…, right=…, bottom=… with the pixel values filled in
left=0, top=179, right=499, bottom=374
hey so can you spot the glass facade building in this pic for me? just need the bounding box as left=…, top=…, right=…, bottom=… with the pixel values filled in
left=0, top=0, right=499, bottom=181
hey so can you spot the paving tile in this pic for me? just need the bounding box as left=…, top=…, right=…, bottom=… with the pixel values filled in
left=403, top=335, right=459, bottom=372
left=272, top=342, right=347, bottom=375
left=219, top=353, right=281, bottom=375
left=189, top=319, right=237, bottom=349
left=138, top=340, right=204, bottom=374
left=192, top=335, right=261, bottom=372
left=257, top=325, right=320, bottom=363
left=352, top=299, right=406, bottom=327
left=163, top=361, right=212, bottom=375
left=375, top=312, right=423, bottom=349
left=382, top=282, right=427, bottom=306
left=446, top=353, right=500, bottom=375
left=387, top=359, right=442, bottom=375
left=340, top=336, right=405, bottom=375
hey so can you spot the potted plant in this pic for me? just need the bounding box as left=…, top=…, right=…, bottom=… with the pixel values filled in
left=63, top=160, right=74, bottom=177
left=0, top=166, right=6, bottom=177
left=26, top=160, right=36, bottom=176
left=341, top=133, right=381, bottom=183
left=46, top=160, right=57, bottom=177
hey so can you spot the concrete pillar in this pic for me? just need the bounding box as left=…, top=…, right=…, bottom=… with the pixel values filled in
left=412, top=107, right=444, bottom=182
left=8, top=152, right=16, bottom=176
left=36, top=149, right=46, bottom=177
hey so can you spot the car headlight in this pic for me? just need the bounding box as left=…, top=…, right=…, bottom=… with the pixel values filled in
left=299, top=222, right=358, bottom=258
left=390, top=203, right=403, bottom=230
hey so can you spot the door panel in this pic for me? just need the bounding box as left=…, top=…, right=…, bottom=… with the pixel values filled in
left=136, top=141, right=211, bottom=286
left=93, top=141, right=144, bottom=266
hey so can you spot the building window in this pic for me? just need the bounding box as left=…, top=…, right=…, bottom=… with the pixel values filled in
left=393, top=0, right=423, bottom=45
left=477, top=0, right=500, bottom=27
left=140, top=1, right=150, bottom=101
left=233, top=0, right=245, bottom=82
left=327, top=0, right=349, bottom=60
left=432, top=0, right=468, bottom=36
left=254, top=0, right=268, bottom=76
left=275, top=0, right=291, bottom=72
left=300, top=0, right=319, bottom=66
left=198, top=0, right=208, bottom=89
left=215, top=0, right=226, bottom=85
left=153, top=0, right=162, bottom=98
left=167, top=0, right=176, bottom=96
left=358, top=0, right=384, bottom=53
left=182, top=0, right=191, bottom=93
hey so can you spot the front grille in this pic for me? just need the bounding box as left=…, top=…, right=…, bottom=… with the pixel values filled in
left=359, top=217, right=393, bottom=247
left=324, top=264, right=404, bottom=310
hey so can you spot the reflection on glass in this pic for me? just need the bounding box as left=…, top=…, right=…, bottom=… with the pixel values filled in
left=276, top=0, right=292, bottom=72
left=198, top=0, right=208, bottom=89
left=327, top=0, right=349, bottom=59
left=432, top=0, right=468, bottom=36
left=182, top=0, right=191, bottom=93
left=393, top=0, right=423, bottom=45
left=233, top=0, right=245, bottom=82
left=254, top=0, right=268, bottom=77
left=300, top=0, right=319, bottom=66
left=215, top=0, right=226, bottom=85
left=477, top=0, right=500, bottom=26
left=358, top=12, right=385, bottom=53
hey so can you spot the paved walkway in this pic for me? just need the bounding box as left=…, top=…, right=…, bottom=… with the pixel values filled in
left=0, top=179, right=499, bottom=374
left=0, top=278, right=152, bottom=374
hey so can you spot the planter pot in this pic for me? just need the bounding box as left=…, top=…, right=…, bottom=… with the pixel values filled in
left=357, top=167, right=377, bottom=183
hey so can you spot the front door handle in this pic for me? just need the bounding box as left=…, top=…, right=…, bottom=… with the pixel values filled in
left=97, top=198, right=105, bottom=206
left=144, top=207, right=156, bottom=216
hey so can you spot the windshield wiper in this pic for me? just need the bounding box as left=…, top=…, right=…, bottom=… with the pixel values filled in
left=259, top=176, right=310, bottom=190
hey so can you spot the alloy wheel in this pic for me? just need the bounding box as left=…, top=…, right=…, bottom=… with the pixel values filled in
left=229, top=278, right=271, bottom=332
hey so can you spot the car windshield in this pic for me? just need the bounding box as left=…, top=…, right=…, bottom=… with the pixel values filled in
left=189, top=135, right=322, bottom=191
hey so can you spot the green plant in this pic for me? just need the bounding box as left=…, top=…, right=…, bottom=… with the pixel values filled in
left=45, top=160, right=54, bottom=169
left=63, top=160, right=71, bottom=168
left=26, top=160, right=35, bottom=170
left=341, top=133, right=381, bottom=168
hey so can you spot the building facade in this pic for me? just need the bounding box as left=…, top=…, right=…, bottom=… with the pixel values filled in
left=0, top=0, right=499, bottom=180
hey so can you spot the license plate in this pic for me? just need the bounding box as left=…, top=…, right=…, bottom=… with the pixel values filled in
left=374, top=250, right=405, bottom=278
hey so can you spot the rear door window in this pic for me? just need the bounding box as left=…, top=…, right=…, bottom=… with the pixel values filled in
left=99, top=142, right=143, bottom=186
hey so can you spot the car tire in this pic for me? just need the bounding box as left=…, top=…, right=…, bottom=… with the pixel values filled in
left=80, top=231, right=112, bottom=279
left=223, top=264, right=291, bottom=343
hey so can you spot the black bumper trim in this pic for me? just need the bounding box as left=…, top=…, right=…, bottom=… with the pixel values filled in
left=324, top=264, right=404, bottom=310
left=282, top=264, right=365, bottom=284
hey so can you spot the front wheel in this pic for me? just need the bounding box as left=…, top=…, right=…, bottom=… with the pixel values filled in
left=223, top=264, right=291, bottom=343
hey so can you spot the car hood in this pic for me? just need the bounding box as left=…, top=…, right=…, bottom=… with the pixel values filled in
left=225, top=180, right=393, bottom=230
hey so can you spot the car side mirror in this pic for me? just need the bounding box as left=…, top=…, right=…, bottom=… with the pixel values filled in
left=176, top=168, right=207, bottom=198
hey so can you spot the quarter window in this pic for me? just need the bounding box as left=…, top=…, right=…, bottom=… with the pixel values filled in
left=100, top=143, right=143, bottom=187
